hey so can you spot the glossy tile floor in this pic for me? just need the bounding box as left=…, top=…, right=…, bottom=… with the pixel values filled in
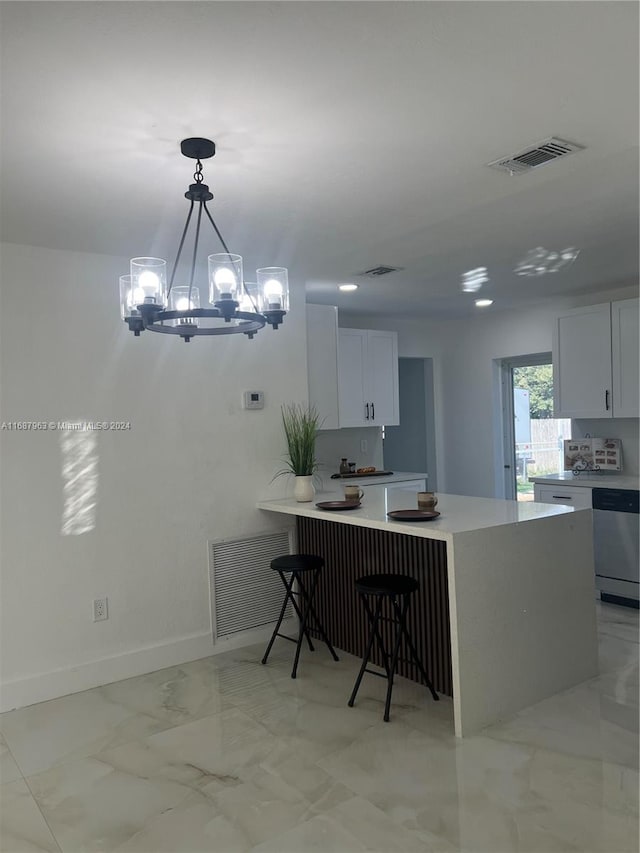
left=1, top=602, right=637, bottom=852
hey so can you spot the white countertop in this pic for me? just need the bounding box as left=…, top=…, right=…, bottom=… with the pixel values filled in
left=530, top=472, right=639, bottom=490
left=257, top=486, right=577, bottom=542
left=317, top=471, right=427, bottom=488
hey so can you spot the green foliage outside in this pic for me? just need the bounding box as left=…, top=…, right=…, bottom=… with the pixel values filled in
left=513, top=365, right=554, bottom=419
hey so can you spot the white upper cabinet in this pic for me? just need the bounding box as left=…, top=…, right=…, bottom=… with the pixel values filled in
left=611, top=298, right=639, bottom=418
left=306, top=304, right=340, bottom=430
left=306, top=309, right=400, bottom=429
left=553, top=298, right=639, bottom=418
left=338, top=328, right=399, bottom=427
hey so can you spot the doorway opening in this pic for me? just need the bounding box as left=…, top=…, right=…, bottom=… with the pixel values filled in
left=500, top=354, right=571, bottom=501
left=383, top=357, right=437, bottom=489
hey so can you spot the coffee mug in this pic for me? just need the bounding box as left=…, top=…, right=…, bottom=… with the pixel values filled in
left=417, top=491, right=438, bottom=509
left=344, top=485, right=364, bottom=502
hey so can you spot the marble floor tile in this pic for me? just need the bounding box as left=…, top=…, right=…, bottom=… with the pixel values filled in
left=484, top=675, right=639, bottom=769
left=0, top=687, right=172, bottom=777
left=2, top=604, right=638, bottom=853
left=0, top=779, right=60, bottom=852
left=0, top=731, right=23, bottom=784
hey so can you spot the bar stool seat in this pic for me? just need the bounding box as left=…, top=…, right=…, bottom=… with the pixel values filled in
left=261, top=554, right=339, bottom=678
left=348, top=572, right=439, bottom=721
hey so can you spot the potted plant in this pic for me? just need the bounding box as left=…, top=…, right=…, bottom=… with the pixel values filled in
left=276, top=403, right=321, bottom=502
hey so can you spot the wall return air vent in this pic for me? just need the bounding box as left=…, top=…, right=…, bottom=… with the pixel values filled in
left=487, top=137, right=585, bottom=175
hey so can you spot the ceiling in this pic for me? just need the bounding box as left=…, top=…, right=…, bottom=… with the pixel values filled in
left=1, top=1, right=638, bottom=317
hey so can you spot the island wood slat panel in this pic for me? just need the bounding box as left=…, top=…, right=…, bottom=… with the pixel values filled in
left=296, top=517, right=452, bottom=697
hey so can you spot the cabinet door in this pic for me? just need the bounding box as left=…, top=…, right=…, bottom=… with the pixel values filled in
left=366, top=330, right=400, bottom=426
left=306, top=305, right=340, bottom=430
left=338, top=328, right=368, bottom=427
left=611, top=298, right=639, bottom=418
left=553, top=304, right=612, bottom=418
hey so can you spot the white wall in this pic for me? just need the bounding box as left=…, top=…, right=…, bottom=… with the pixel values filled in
left=345, top=283, right=639, bottom=497
left=0, top=242, right=308, bottom=709
left=314, top=426, right=383, bottom=487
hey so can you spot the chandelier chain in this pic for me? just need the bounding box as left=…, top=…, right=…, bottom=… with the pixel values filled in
left=193, top=159, right=204, bottom=184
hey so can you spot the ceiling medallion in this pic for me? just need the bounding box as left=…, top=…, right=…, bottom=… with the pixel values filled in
left=119, top=138, right=288, bottom=342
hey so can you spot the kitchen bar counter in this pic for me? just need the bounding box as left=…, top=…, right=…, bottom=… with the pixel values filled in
left=258, top=487, right=598, bottom=736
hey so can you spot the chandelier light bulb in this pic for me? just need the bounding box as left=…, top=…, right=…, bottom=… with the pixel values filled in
left=213, top=268, right=237, bottom=295
left=263, top=278, right=283, bottom=308
left=138, top=270, right=159, bottom=290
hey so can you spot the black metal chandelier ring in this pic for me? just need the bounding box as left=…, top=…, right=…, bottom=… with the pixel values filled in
left=142, top=308, right=266, bottom=340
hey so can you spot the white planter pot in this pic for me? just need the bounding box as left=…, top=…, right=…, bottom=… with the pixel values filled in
left=293, top=475, right=315, bottom=502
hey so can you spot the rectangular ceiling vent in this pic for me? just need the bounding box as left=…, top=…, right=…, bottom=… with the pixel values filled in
left=358, top=265, right=402, bottom=277
left=487, top=137, right=585, bottom=175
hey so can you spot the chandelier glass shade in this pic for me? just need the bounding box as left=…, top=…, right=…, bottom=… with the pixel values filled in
left=119, top=138, right=289, bottom=342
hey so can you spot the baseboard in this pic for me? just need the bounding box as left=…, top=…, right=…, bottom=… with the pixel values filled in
left=0, top=618, right=296, bottom=712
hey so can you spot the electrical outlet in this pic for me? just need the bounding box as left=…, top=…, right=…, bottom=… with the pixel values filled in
left=93, top=597, right=108, bottom=622
left=360, top=439, right=368, bottom=453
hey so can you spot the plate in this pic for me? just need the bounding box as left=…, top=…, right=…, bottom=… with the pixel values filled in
left=316, top=501, right=362, bottom=511
left=387, top=509, right=440, bottom=521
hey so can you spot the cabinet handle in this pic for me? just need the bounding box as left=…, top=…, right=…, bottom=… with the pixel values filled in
left=605, top=389, right=610, bottom=411
left=371, top=401, right=375, bottom=421
left=552, top=495, right=573, bottom=500
left=365, top=403, right=369, bottom=420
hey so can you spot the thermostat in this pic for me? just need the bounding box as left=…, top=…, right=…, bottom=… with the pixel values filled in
left=243, top=390, right=264, bottom=410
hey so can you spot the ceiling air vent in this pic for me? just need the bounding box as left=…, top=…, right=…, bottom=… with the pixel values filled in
left=358, top=265, right=402, bottom=277
left=487, top=137, right=585, bottom=175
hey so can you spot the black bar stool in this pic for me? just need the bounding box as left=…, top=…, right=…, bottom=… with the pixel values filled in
left=348, top=573, right=439, bottom=721
left=261, top=554, right=339, bottom=678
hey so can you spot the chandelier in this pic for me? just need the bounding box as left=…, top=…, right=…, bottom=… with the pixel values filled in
left=119, top=138, right=289, bottom=342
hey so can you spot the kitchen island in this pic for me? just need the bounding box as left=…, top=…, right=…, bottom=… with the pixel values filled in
left=257, top=487, right=598, bottom=736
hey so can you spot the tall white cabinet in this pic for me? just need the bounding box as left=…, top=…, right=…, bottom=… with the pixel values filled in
left=553, top=298, right=639, bottom=418
left=611, top=298, right=640, bottom=418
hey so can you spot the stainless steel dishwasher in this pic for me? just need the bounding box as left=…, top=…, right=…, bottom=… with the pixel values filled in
left=592, top=488, right=639, bottom=608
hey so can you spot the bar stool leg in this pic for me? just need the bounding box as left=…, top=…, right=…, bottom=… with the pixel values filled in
left=398, top=613, right=439, bottom=701
left=383, top=594, right=410, bottom=722
left=348, top=595, right=384, bottom=707
left=261, top=575, right=294, bottom=666
left=262, top=572, right=314, bottom=668
left=301, top=567, right=340, bottom=663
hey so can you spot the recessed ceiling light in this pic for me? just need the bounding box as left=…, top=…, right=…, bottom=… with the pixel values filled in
left=339, top=283, right=358, bottom=292
left=461, top=267, right=488, bottom=292
left=475, top=298, right=494, bottom=308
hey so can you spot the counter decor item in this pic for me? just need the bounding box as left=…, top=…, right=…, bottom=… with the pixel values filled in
left=275, top=404, right=321, bottom=502
left=417, top=491, right=438, bottom=510
left=339, top=458, right=350, bottom=474
left=387, top=509, right=440, bottom=522
left=564, top=437, right=622, bottom=473
left=316, top=501, right=362, bottom=511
